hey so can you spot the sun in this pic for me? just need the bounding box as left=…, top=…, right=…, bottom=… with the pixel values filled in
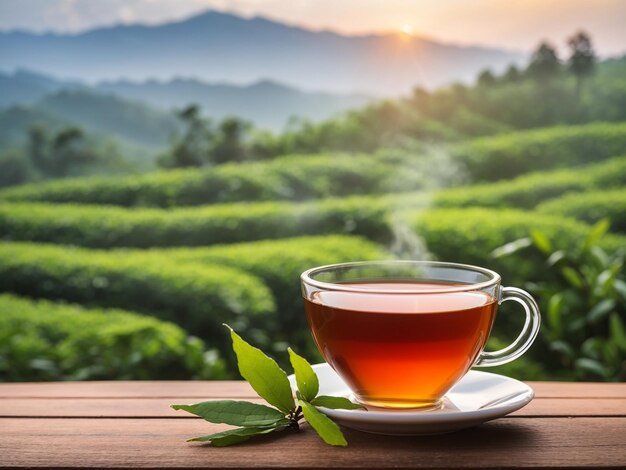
left=400, top=24, right=413, bottom=36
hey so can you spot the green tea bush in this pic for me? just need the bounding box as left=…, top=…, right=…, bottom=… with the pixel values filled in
left=434, top=156, right=626, bottom=209
left=537, top=190, right=626, bottom=233
left=405, top=208, right=626, bottom=286
left=452, top=122, right=626, bottom=181
left=0, top=294, right=226, bottom=381
left=151, top=235, right=388, bottom=354
left=493, top=221, right=626, bottom=381
left=0, top=197, right=393, bottom=248
left=0, top=242, right=275, bottom=345
left=0, top=152, right=419, bottom=207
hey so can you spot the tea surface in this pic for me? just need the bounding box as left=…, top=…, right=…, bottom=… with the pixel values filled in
left=304, top=281, right=498, bottom=408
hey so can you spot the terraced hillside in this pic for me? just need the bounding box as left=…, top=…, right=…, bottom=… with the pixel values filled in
left=1, top=122, right=625, bottom=381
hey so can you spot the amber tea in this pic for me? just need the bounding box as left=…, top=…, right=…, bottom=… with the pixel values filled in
left=305, top=281, right=498, bottom=408
left=302, top=261, right=540, bottom=410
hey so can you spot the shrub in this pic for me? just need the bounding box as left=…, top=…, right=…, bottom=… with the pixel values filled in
left=493, top=221, right=626, bottom=381
left=0, top=152, right=421, bottom=207
left=0, top=294, right=226, bottom=381
left=536, top=190, right=626, bottom=233
left=452, top=122, right=626, bottom=181
left=150, top=235, right=388, bottom=355
left=0, top=197, right=394, bottom=248
left=405, top=208, right=626, bottom=286
left=434, top=155, right=626, bottom=209
left=0, top=242, right=275, bottom=348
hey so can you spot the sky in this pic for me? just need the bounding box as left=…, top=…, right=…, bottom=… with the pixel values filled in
left=1, top=0, right=625, bottom=56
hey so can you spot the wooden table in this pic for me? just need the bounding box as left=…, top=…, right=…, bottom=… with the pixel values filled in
left=0, top=381, right=624, bottom=469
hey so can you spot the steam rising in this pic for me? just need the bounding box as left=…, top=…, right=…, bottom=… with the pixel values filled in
left=387, top=145, right=467, bottom=261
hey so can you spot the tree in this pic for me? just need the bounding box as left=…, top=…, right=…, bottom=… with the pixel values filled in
left=160, top=105, right=213, bottom=168
left=526, top=41, right=561, bottom=82
left=209, top=117, right=251, bottom=164
left=567, top=31, right=596, bottom=92
left=503, top=64, right=522, bottom=83
left=26, top=125, right=106, bottom=177
left=0, top=150, right=36, bottom=188
left=27, top=125, right=51, bottom=173
left=477, top=69, right=497, bottom=87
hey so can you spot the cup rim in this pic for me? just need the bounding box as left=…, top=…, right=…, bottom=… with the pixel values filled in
left=301, top=260, right=501, bottom=294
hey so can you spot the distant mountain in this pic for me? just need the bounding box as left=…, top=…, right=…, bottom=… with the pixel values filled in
left=0, top=70, right=69, bottom=108
left=96, top=78, right=372, bottom=130
left=0, top=10, right=524, bottom=95
left=0, top=70, right=372, bottom=131
left=0, top=88, right=180, bottom=161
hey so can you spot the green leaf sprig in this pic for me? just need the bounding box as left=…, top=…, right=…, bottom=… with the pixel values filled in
left=171, top=325, right=364, bottom=447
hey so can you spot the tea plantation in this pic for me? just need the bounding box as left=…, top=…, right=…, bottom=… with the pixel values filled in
left=1, top=121, right=625, bottom=381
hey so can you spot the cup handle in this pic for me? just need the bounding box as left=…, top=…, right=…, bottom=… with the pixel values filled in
left=474, top=287, right=541, bottom=367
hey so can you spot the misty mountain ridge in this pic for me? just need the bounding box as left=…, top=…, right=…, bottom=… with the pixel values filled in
left=0, top=9, right=524, bottom=95
left=0, top=69, right=373, bottom=132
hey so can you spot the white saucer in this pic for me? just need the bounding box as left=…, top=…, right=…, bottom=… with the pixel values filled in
left=288, top=363, right=534, bottom=435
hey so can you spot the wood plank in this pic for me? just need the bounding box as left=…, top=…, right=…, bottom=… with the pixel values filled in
left=0, top=381, right=256, bottom=398
left=0, top=381, right=624, bottom=399
left=1, top=397, right=624, bottom=418
left=528, top=381, right=626, bottom=398
left=0, top=417, right=624, bottom=468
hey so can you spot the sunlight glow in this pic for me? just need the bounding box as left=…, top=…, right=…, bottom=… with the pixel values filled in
left=400, top=24, right=413, bottom=36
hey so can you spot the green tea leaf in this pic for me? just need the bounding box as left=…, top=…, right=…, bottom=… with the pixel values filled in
left=530, top=229, right=552, bottom=254
left=609, top=314, right=626, bottom=351
left=587, top=299, right=616, bottom=323
left=546, top=249, right=566, bottom=267
left=549, top=340, right=575, bottom=359
left=546, top=294, right=563, bottom=334
left=583, top=219, right=611, bottom=251
left=299, top=399, right=347, bottom=447
left=614, top=279, right=626, bottom=302
left=188, top=425, right=287, bottom=446
left=225, top=324, right=295, bottom=414
left=574, top=358, right=608, bottom=378
left=561, top=267, right=583, bottom=288
left=288, top=348, right=319, bottom=402
left=312, top=396, right=365, bottom=410
left=171, top=400, right=287, bottom=427
left=490, top=238, right=531, bottom=258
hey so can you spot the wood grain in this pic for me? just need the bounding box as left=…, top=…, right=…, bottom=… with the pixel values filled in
left=1, top=381, right=625, bottom=469
left=0, top=380, right=624, bottom=398
left=0, top=381, right=256, bottom=398
left=1, top=397, right=624, bottom=418
left=0, top=417, right=625, bottom=468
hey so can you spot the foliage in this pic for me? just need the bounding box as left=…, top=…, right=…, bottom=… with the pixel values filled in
left=537, top=190, right=626, bottom=233
left=567, top=31, right=596, bottom=87
left=0, top=151, right=424, bottom=207
left=0, top=197, right=392, bottom=248
left=493, top=221, right=626, bottom=381
left=0, top=122, right=133, bottom=188
left=156, top=235, right=387, bottom=355
left=158, top=105, right=273, bottom=168
left=252, top=53, right=626, bottom=157
left=405, top=208, right=626, bottom=287
left=450, top=122, right=626, bottom=181
left=526, top=42, right=562, bottom=82
left=0, top=294, right=225, bottom=381
left=435, top=155, right=626, bottom=209
left=0, top=150, right=36, bottom=188
left=0, top=236, right=385, bottom=362
left=0, top=242, right=275, bottom=352
left=172, top=326, right=359, bottom=446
